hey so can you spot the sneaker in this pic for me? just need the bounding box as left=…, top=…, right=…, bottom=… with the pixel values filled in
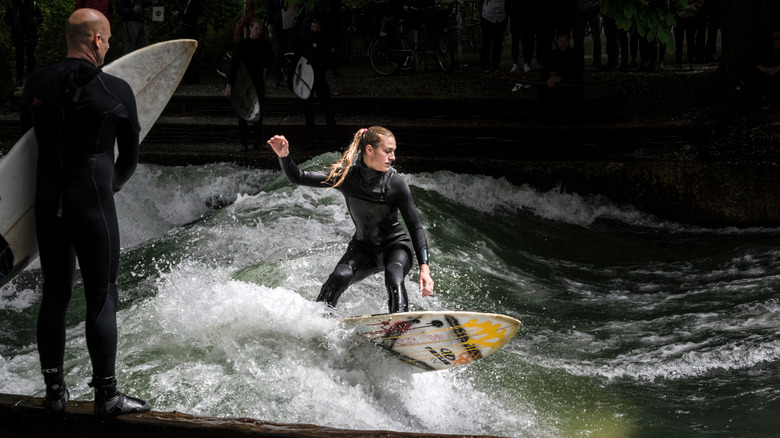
left=510, top=64, right=519, bottom=73
left=523, top=63, right=531, bottom=73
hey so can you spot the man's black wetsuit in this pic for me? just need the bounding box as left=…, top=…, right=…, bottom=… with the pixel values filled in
left=279, top=155, right=429, bottom=313
left=21, top=58, right=139, bottom=379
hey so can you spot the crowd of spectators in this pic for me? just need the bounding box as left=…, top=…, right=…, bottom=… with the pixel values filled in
left=499, top=0, right=720, bottom=76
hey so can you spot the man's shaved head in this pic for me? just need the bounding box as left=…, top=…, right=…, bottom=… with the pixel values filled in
left=66, top=8, right=111, bottom=66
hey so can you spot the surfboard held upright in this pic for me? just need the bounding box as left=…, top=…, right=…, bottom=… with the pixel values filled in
left=0, top=39, right=196, bottom=288
left=341, top=311, right=522, bottom=371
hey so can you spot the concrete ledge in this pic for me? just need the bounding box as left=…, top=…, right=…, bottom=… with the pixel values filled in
left=0, top=393, right=505, bottom=438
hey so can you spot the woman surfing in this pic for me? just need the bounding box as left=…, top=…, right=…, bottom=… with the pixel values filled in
left=267, top=126, right=434, bottom=314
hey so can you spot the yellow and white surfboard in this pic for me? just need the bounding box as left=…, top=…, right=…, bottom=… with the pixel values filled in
left=342, top=311, right=522, bottom=371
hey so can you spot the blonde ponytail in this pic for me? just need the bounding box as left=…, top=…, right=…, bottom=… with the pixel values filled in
left=325, top=126, right=393, bottom=187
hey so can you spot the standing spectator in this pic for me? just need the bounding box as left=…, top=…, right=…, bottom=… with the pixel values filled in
left=4, top=0, right=43, bottom=87
left=752, top=31, right=780, bottom=109
left=319, top=0, right=345, bottom=78
left=698, top=0, right=720, bottom=62
left=267, top=0, right=282, bottom=85
left=74, top=0, right=114, bottom=24
left=519, top=0, right=547, bottom=72
left=541, top=31, right=583, bottom=88
left=478, top=0, right=508, bottom=72
left=224, top=17, right=273, bottom=151
left=268, top=0, right=306, bottom=87
left=673, top=0, right=703, bottom=70
left=603, top=11, right=629, bottom=71
left=539, top=30, right=583, bottom=111
left=637, top=0, right=665, bottom=71
left=116, top=0, right=159, bottom=54
left=298, top=17, right=337, bottom=145
left=533, top=1, right=560, bottom=72
left=507, top=0, right=532, bottom=73
left=173, top=0, right=203, bottom=84
left=173, top=0, right=201, bottom=41
left=573, top=0, right=602, bottom=70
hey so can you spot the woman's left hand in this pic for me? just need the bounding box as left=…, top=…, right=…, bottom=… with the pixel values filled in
left=419, top=264, right=434, bottom=298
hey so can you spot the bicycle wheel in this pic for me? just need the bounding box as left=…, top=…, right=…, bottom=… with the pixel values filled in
left=435, top=33, right=455, bottom=73
left=466, top=20, right=481, bottom=51
left=369, top=35, right=404, bottom=76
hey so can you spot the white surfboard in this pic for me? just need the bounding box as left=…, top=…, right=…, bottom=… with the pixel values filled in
left=342, top=311, right=522, bottom=371
left=227, top=60, right=261, bottom=122
left=0, top=39, right=197, bottom=287
left=292, top=55, right=314, bottom=100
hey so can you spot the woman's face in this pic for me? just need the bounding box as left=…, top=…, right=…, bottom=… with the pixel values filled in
left=249, top=21, right=263, bottom=39
left=363, top=136, right=396, bottom=172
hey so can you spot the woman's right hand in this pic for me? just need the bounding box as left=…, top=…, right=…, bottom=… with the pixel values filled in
left=267, top=135, right=290, bottom=157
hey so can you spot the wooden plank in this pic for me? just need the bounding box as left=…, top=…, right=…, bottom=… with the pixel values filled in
left=0, top=393, right=506, bottom=438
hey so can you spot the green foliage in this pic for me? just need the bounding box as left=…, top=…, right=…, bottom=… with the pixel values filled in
left=602, top=0, right=678, bottom=53
left=0, top=0, right=71, bottom=68
left=0, top=0, right=256, bottom=80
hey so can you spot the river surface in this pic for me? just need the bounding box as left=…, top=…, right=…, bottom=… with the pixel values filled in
left=1, top=156, right=778, bottom=437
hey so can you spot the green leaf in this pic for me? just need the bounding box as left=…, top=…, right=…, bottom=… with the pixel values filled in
left=636, top=18, right=648, bottom=37
left=647, top=26, right=658, bottom=42
left=623, top=2, right=637, bottom=19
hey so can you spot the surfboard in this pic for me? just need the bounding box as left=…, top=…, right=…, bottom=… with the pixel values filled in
left=227, top=60, right=261, bottom=122
left=0, top=39, right=197, bottom=288
left=341, top=311, right=522, bottom=371
left=291, top=55, right=314, bottom=100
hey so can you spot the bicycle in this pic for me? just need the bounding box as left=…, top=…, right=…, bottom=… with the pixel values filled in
left=342, top=2, right=385, bottom=64
left=449, top=0, right=481, bottom=52
left=368, top=6, right=454, bottom=76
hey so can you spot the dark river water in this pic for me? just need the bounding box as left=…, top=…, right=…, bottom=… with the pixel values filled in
left=2, top=157, right=778, bottom=437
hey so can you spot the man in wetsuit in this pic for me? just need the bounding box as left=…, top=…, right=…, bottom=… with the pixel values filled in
left=267, top=126, right=434, bottom=313
left=20, top=8, right=150, bottom=416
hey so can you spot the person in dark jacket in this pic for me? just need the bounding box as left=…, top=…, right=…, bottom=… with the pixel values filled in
left=173, top=0, right=203, bottom=84
left=20, top=8, right=150, bottom=417
left=116, top=0, right=159, bottom=54
left=539, top=30, right=584, bottom=112
left=224, top=17, right=273, bottom=150
left=752, top=31, right=780, bottom=109
left=4, top=0, right=43, bottom=87
left=267, top=126, right=435, bottom=314
left=298, top=17, right=337, bottom=144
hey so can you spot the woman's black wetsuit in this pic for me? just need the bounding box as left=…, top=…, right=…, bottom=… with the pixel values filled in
left=21, top=58, right=139, bottom=378
left=279, top=155, right=429, bottom=313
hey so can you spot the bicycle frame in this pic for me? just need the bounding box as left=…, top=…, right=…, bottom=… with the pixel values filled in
left=368, top=8, right=454, bottom=75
